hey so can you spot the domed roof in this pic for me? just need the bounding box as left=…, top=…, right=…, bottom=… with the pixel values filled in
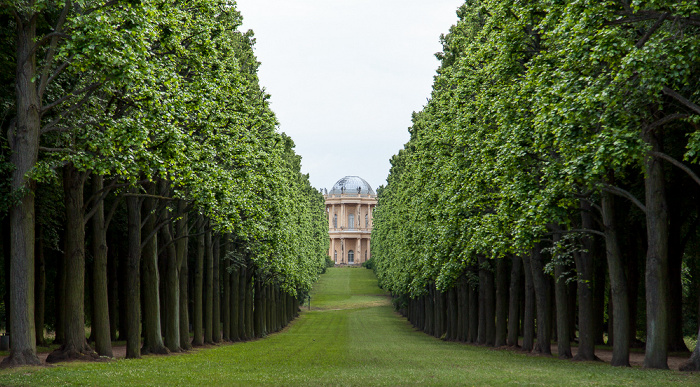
left=329, top=176, right=375, bottom=196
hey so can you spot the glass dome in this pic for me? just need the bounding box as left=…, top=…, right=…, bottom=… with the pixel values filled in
left=329, top=176, right=375, bottom=195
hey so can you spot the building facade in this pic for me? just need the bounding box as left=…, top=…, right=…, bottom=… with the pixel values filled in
left=324, top=176, right=377, bottom=265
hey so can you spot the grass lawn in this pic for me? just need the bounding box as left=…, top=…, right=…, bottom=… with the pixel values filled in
left=1, top=267, right=699, bottom=386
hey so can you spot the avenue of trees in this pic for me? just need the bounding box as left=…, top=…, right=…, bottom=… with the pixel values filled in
left=0, top=1, right=328, bottom=367
left=371, top=0, right=700, bottom=371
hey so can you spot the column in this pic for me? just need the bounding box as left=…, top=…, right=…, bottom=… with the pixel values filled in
left=356, top=238, right=361, bottom=264
left=367, top=238, right=371, bottom=260
left=330, top=238, right=334, bottom=262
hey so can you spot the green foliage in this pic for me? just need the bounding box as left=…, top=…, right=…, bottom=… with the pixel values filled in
left=361, top=257, right=374, bottom=270
left=372, top=0, right=700, bottom=301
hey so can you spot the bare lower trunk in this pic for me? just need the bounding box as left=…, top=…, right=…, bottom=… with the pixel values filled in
left=91, top=175, right=112, bottom=357
left=161, top=219, right=180, bottom=352
left=458, top=277, right=468, bottom=342
left=238, top=265, right=247, bottom=340
left=245, top=268, right=254, bottom=339
left=2, top=13, right=40, bottom=367
left=176, top=205, right=190, bottom=350
left=507, top=255, right=522, bottom=347
left=477, top=255, right=495, bottom=346
left=602, top=190, right=630, bottom=366
left=34, top=225, right=46, bottom=347
left=573, top=201, right=598, bottom=361
left=107, top=237, right=119, bottom=341
left=554, top=257, right=572, bottom=359
left=222, top=236, right=230, bottom=341
left=125, top=192, right=141, bottom=359
left=140, top=192, right=168, bottom=355
left=254, top=275, right=264, bottom=337
left=521, top=254, right=535, bottom=352
left=204, top=226, right=213, bottom=344
left=467, top=281, right=478, bottom=343
left=47, top=164, right=96, bottom=363
left=212, top=235, right=221, bottom=343
left=192, top=218, right=204, bottom=346
left=680, top=322, right=700, bottom=370
left=530, top=245, right=551, bottom=355
left=643, top=131, right=669, bottom=370
left=494, top=257, right=508, bottom=347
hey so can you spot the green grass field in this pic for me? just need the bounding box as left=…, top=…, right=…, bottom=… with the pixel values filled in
left=1, top=267, right=699, bottom=386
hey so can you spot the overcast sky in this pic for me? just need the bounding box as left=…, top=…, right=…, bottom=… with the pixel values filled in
left=235, top=0, right=464, bottom=192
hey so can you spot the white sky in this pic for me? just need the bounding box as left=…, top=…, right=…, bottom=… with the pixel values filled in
left=235, top=0, right=464, bottom=192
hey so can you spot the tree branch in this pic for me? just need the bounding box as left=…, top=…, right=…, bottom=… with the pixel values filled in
left=602, top=184, right=646, bottom=213
left=662, top=86, right=700, bottom=115
left=37, top=4, right=71, bottom=99
left=636, top=12, right=669, bottom=49
left=41, top=82, right=101, bottom=114
left=652, top=151, right=700, bottom=187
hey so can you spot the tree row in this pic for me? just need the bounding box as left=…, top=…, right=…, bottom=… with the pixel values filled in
left=371, top=0, right=700, bottom=371
left=0, top=0, right=328, bottom=367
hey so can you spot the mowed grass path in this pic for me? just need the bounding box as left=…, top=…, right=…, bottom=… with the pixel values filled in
left=1, top=268, right=699, bottom=386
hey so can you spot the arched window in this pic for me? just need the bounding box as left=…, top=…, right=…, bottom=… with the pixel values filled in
left=334, top=250, right=337, bottom=262
left=348, top=250, right=354, bottom=264
left=348, top=214, right=354, bottom=230
left=333, top=214, right=337, bottom=228
left=365, top=250, right=367, bottom=260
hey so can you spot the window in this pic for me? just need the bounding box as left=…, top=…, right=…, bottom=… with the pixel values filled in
left=348, top=214, right=354, bottom=230
left=365, top=214, right=369, bottom=228
left=334, top=250, right=337, bottom=262
left=348, top=250, right=354, bottom=264
left=365, top=250, right=367, bottom=260
left=333, top=214, right=337, bottom=228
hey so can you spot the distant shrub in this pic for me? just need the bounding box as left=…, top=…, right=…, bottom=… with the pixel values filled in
left=321, top=256, right=335, bottom=274
left=362, top=257, right=375, bottom=270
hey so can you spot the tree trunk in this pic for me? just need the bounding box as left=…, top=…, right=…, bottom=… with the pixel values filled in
left=667, top=216, right=688, bottom=352
left=161, top=217, right=180, bottom=352
left=467, top=282, right=478, bottom=343
left=521, top=254, right=536, bottom=352
left=34, top=224, right=46, bottom=347
left=573, top=201, right=598, bottom=361
left=254, top=275, right=264, bottom=337
left=140, top=192, right=168, bottom=355
left=530, top=245, right=551, bottom=355
left=447, top=287, right=457, bottom=341
left=91, top=175, right=112, bottom=357
left=554, top=254, right=572, bottom=359
left=176, top=204, right=190, bottom=350
left=458, top=277, right=468, bottom=342
left=192, top=218, right=204, bottom=346
left=477, top=255, right=495, bottom=346
left=245, top=267, right=254, bottom=339
left=125, top=193, right=142, bottom=359
left=230, top=266, right=240, bottom=341
left=222, top=238, right=230, bottom=341
left=107, top=233, right=119, bottom=341
left=238, top=265, right=247, bottom=340
left=507, top=255, right=522, bottom=347
left=602, top=190, right=630, bottom=366
left=643, top=131, right=669, bottom=370
left=47, top=165, right=95, bottom=363
left=212, top=235, right=221, bottom=343
left=495, top=257, right=508, bottom=347
left=2, top=12, right=41, bottom=367
left=204, top=226, right=213, bottom=344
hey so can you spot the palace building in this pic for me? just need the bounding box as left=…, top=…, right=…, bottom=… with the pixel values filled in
left=324, top=176, right=377, bottom=265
